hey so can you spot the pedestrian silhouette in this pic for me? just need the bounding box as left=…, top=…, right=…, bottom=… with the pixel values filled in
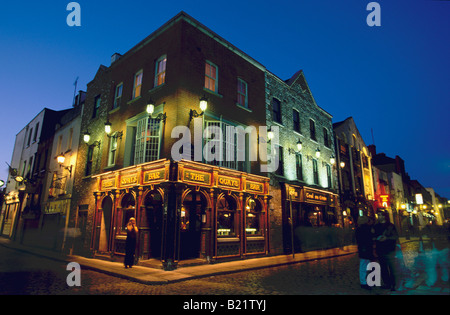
left=124, top=217, right=138, bottom=268
left=355, top=216, right=374, bottom=290
left=373, top=212, right=399, bottom=291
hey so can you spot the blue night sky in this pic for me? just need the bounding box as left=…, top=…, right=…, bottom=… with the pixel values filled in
left=1, top=0, right=449, bottom=197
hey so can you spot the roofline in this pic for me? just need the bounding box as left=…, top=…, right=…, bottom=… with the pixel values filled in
left=266, top=69, right=333, bottom=119
left=110, top=11, right=266, bottom=72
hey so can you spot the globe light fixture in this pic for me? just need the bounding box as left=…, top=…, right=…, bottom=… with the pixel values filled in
left=189, top=96, right=208, bottom=122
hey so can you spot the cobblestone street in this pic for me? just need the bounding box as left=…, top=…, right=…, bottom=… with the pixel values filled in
left=1, top=239, right=448, bottom=296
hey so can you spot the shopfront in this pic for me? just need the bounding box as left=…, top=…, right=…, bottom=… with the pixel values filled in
left=91, top=159, right=270, bottom=269
left=282, top=183, right=340, bottom=253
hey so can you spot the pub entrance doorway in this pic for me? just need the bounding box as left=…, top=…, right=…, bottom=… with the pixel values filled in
left=141, top=191, right=163, bottom=259
left=179, top=191, right=206, bottom=260
left=98, top=196, right=113, bottom=253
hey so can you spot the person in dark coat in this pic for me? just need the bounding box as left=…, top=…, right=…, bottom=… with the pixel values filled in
left=373, top=212, right=399, bottom=290
left=124, top=217, right=138, bottom=268
left=355, top=216, right=374, bottom=290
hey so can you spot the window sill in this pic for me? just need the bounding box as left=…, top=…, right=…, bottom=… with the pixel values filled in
left=271, top=121, right=284, bottom=128
left=148, top=83, right=165, bottom=93
left=203, top=87, right=223, bottom=98
left=236, top=104, right=252, bottom=112
left=109, top=107, right=120, bottom=114
left=104, top=164, right=117, bottom=171
left=127, top=95, right=142, bottom=105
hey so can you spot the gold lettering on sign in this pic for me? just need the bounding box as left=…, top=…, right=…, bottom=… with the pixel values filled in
left=183, top=170, right=211, bottom=186
left=120, top=174, right=138, bottom=187
left=305, top=191, right=328, bottom=203
left=143, top=169, right=165, bottom=183
left=246, top=181, right=263, bottom=193
left=102, top=178, right=115, bottom=190
left=218, top=176, right=240, bottom=189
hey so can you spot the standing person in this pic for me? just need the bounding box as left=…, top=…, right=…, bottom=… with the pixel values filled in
left=355, top=216, right=374, bottom=290
left=124, top=217, right=138, bottom=268
left=373, top=212, right=399, bottom=291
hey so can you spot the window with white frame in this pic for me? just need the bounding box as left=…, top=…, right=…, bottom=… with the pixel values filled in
left=133, top=116, right=161, bottom=165
left=108, top=133, right=118, bottom=166
left=237, top=78, right=248, bottom=108
left=203, top=119, right=247, bottom=171
left=133, top=70, right=143, bottom=99
left=205, top=61, right=218, bottom=92
left=155, top=55, right=166, bottom=87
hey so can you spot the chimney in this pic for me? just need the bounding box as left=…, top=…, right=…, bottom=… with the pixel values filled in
left=368, top=144, right=376, bottom=156
left=111, top=53, right=122, bottom=65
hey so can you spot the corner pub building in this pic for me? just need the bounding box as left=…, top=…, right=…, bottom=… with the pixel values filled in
left=70, top=12, right=272, bottom=269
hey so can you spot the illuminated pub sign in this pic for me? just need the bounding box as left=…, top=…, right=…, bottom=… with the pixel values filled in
left=96, top=159, right=268, bottom=195
left=97, top=163, right=168, bottom=191
left=380, top=194, right=390, bottom=208
left=182, top=169, right=212, bottom=186
left=305, top=189, right=328, bottom=204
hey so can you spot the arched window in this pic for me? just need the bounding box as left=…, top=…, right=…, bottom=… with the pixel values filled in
left=217, top=195, right=237, bottom=237
left=121, top=193, right=135, bottom=233
left=246, top=198, right=263, bottom=235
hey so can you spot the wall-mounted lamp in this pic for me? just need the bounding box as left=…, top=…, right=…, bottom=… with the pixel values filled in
left=56, top=153, right=73, bottom=177
left=288, top=140, right=302, bottom=155
left=315, top=148, right=321, bottom=158
left=330, top=155, right=336, bottom=165
left=104, top=118, right=123, bottom=140
left=189, top=96, right=208, bottom=122
left=83, top=130, right=101, bottom=147
left=267, top=127, right=274, bottom=142
left=146, top=99, right=167, bottom=122
left=339, top=161, right=345, bottom=168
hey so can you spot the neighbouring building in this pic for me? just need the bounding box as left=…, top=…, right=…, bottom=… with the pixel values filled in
left=40, top=91, right=85, bottom=251
left=1, top=108, right=71, bottom=245
left=265, top=70, right=340, bottom=255
left=333, top=117, right=375, bottom=225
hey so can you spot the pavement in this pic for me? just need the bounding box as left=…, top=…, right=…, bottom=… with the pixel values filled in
left=1, top=236, right=449, bottom=295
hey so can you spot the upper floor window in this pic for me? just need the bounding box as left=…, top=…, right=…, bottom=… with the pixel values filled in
left=113, top=83, right=123, bottom=109
left=323, top=128, right=330, bottom=147
left=326, top=164, right=332, bottom=188
left=92, top=95, right=101, bottom=118
left=293, top=109, right=300, bottom=133
left=134, top=117, right=161, bottom=164
left=133, top=70, right=143, bottom=99
left=67, top=128, right=73, bottom=151
left=237, top=78, right=248, bottom=108
left=85, top=146, right=94, bottom=176
left=108, top=133, right=118, bottom=166
left=313, top=159, right=319, bottom=184
left=205, top=61, right=218, bottom=92
left=275, top=146, right=284, bottom=176
left=27, top=128, right=33, bottom=146
left=309, top=119, right=316, bottom=141
left=155, top=55, right=166, bottom=87
left=296, top=154, right=303, bottom=181
left=203, top=119, right=248, bottom=172
left=33, top=123, right=39, bottom=143
left=272, top=98, right=282, bottom=124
